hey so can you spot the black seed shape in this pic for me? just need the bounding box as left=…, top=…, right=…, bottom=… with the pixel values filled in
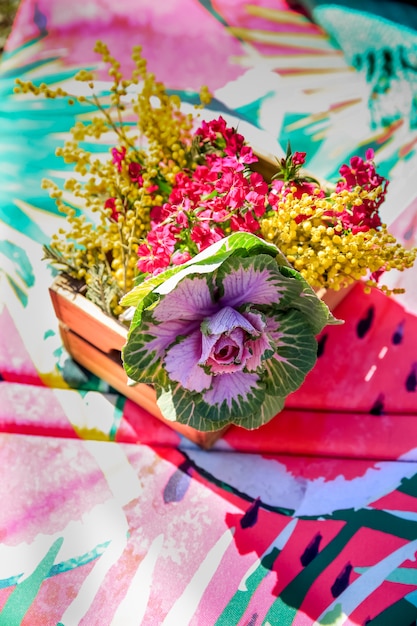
left=300, top=532, right=322, bottom=567
left=406, top=365, right=417, bottom=392
left=331, top=562, right=352, bottom=598
left=240, top=497, right=261, bottom=529
left=392, top=321, right=404, bottom=345
left=356, top=306, right=375, bottom=339
left=382, top=48, right=394, bottom=78
left=370, top=394, right=385, bottom=416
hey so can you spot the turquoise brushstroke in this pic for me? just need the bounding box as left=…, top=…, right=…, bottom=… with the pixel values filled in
left=5, top=275, right=28, bottom=307
left=308, top=2, right=417, bottom=131
left=0, top=540, right=110, bottom=590
left=235, top=92, right=276, bottom=130
left=0, top=574, right=22, bottom=590
left=262, top=597, right=298, bottom=625
left=196, top=0, right=229, bottom=27
left=355, top=566, right=417, bottom=585
left=0, top=240, right=35, bottom=287
left=0, top=36, right=45, bottom=68
left=0, top=537, right=63, bottom=626
left=48, top=540, right=110, bottom=576
left=280, top=113, right=325, bottom=164
left=0, top=240, right=35, bottom=307
left=215, top=547, right=279, bottom=626
left=167, top=89, right=266, bottom=130
left=406, top=588, right=417, bottom=608
left=109, top=395, right=126, bottom=441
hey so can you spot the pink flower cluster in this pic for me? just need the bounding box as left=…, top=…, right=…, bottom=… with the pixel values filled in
left=136, top=117, right=269, bottom=275
left=334, top=148, right=388, bottom=233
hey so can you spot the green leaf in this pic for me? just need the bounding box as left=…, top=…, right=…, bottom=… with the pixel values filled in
left=155, top=375, right=266, bottom=432
left=198, top=378, right=265, bottom=425
left=234, top=392, right=286, bottom=430
left=155, top=382, right=287, bottom=432
left=278, top=265, right=343, bottom=334
left=128, top=289, right=160, bottom=332
left=120, top=247, right=231, bottom=308
left=121, top=271, right=173, bottom=307
left=221, top=232, right=286, bottom=261
left=122, top=315, right=169, bottom=387
left=263, top=309, right=318, bottom=395
left=85, top=262, right=122, bottom=316
left=301, top=175, right=321, bottom=185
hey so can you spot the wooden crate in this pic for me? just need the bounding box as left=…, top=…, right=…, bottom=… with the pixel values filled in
left=49, top=275, right=228, bottom=448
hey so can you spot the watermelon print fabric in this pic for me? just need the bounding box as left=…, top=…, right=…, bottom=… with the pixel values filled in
left=1, top=1, right=417, bottom=624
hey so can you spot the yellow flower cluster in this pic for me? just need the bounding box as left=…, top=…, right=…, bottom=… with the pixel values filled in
left=128, top=46, right=194, bottom=179
left=15, top=43, right=212, bottom=315
left=260, top=187, right=416, bottom=294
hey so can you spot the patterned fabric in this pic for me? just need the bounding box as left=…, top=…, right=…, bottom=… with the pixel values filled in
left=294, top=0, right=417, bottom=129
left=1, top=1, right=417, bottom=624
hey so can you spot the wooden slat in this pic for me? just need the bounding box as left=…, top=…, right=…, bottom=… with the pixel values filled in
left=49, top=275, right=127, bottom=354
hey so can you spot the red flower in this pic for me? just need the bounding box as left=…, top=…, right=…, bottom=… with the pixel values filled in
left=292, top=151, right=306, bottom=166
left=105, top=197, right=119, bottom=222
left=111, top=147, right=126, bottom=172
left=335, top=151, right=387, bottom=233
left=337, top=151, right=387, bottom=197
left=215, top=171, right=249, bottom=209
left=224, top=128, right=245, bottom=156
left=195, top=116, right=228, bottom=142
left=245, top=191, right=266, bottom=217
left=128, top=161, right=143, bottom=186
left=249, top=171, right=268, bottom=195
left=202, top=196, right=230, bottom=223
left=171, top=250, right=192, bottom=265
left=220, top=145, right=258, bottom=170
left=190, top=222, right=225, bottom=252
left=137, top=225, right=177, bottom=275
left=230, top=211, right=260, bottom=234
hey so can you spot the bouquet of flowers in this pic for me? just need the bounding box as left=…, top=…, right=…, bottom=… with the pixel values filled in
left=16, top=42, right=416, bottom=432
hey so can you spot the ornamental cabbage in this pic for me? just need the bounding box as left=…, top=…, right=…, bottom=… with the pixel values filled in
left=122, top=233, right=341, bottom=431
